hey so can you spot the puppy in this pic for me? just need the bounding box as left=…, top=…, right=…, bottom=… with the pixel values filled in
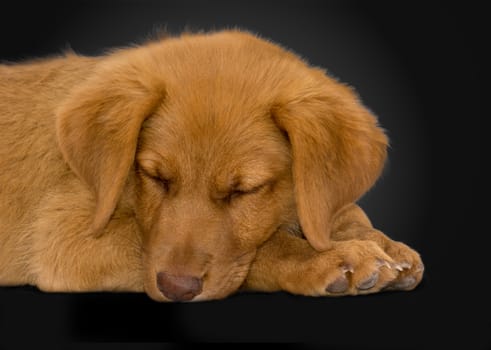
left=0, top=30, right=423, bottom=301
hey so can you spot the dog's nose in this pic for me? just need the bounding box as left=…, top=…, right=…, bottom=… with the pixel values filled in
left=156, top=272, right=203, bottom=301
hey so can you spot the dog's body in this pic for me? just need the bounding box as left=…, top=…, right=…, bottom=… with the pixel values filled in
left=0, top=31, right=423, bottom=301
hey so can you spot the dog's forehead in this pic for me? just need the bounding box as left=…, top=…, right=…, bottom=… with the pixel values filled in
left=142, top=99, right=285, bottom=158
left=138, top=86, right=290, bottom=185
left=143, top=32, right=295, bottom=150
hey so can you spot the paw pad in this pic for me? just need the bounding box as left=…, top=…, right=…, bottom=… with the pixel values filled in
left=326, top=275, right=349, bottom=293
left=391, top=276, right=416, bottom=290
left=357, top=271, right=379, bottom=290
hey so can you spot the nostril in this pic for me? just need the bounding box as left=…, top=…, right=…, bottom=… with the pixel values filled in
left=156, top=272, right=203, bottom=301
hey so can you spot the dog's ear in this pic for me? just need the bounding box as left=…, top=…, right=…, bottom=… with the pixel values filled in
left=56, top=55, right=165, bottom=237
left=272, top=72, right=388, bottom=251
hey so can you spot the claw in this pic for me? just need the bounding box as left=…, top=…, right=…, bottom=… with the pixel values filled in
left=376, top=258, right=392, bottom=269
left=341, top=263, right=354, bottom=274
left=400, top=262, right=412, bottom=269
left=394, top=262, right=411, bottom=271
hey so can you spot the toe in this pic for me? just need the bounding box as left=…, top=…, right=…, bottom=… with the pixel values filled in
left=326, top=275, right=349, bottom=294
left=357, top=271, right=379, bottom=290
left=389, top=276, right=417, bottom=290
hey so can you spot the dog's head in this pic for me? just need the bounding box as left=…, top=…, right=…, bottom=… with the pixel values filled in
left=56, top=31, right=387, bottom=301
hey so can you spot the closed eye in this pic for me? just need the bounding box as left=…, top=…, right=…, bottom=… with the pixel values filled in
left=138, top=166, right=172, bottom=193
left=150, top=175, right=171, bottom=192
left=221, top=183, right=268, bottom=203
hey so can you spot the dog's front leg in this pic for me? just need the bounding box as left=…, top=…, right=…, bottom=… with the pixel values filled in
left=243, top=204, right=423, bottom=296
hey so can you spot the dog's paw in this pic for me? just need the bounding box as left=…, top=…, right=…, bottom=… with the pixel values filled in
left=322, top=240, right=400, bottom=296
left=382, top=240, right=424, bottom=291
left=280, top=240, right=400, bottom=296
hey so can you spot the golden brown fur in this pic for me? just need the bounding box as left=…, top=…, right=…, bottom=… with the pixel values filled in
left=0, top=30, right=423, bottom=301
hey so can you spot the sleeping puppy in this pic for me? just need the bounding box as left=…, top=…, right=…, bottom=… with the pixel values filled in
left=0, top=30, right=423, bottom=301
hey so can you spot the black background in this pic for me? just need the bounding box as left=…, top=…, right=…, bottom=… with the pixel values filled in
left=0, top=1, right=486, bottom=349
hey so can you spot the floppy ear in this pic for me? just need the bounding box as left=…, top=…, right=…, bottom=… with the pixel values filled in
left=273, top=75, right=388, bottom=251
left=56, top=56, right=165, bottom=238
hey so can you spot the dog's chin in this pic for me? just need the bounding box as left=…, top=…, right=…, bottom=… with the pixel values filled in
left=193, top=273, right=249, bottom=302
